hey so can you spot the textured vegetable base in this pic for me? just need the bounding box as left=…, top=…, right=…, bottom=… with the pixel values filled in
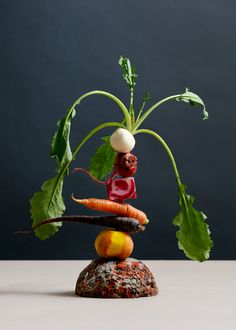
left=75, top=258, right=158, bottom=298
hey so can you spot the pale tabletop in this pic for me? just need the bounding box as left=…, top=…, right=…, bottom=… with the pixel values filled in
left=0, top=261, right=235, bottom=330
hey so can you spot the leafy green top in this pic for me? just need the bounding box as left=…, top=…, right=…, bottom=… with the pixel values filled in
left=29, top=56, right=213, bottom=261
left=118, top=56, right=137, bottom=91
left=119, top=56, right=138, bottom=124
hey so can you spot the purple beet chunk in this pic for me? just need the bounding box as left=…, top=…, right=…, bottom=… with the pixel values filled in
left=75, top=258, right=158, bottom=298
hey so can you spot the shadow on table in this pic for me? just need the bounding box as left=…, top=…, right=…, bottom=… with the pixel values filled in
left=0, top=289, right=78, bottom=298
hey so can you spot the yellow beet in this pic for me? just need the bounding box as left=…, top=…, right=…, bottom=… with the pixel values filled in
left=95, top=230, right=134, bottom=260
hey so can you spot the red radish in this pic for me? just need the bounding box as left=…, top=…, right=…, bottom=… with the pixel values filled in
left=107, top=177, right=136, bottom=202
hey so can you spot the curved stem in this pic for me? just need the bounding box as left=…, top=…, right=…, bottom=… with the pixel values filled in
left=72, top=122, right=121, bottom=159
left=132, top=94, right=181, bottom=132
left=66, top=90, right=131, bottom=131
left=49, top=122, right=123, bottom=208
left=71, top=167, right=107, bottom=185
left=134, top=128, right=181, bottom=187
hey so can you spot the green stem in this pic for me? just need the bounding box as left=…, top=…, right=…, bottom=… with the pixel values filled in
left=47, top=121, right=123, bottom=216
left=72, top=122, right=122, bottom=159
left=132, top=94, right=181, bottom=131
left=129, top=88, right=135, bottom=125
left=134, top=128, right=181, bottom=187
left=64, top=122, right=123, bottom=178
left=66, top=90, right=131, bottom=131
left=134, top=129, right=195, bottom=243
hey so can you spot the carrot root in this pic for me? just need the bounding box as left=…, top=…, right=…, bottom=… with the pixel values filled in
left=71, top=194, right=148, bottom=225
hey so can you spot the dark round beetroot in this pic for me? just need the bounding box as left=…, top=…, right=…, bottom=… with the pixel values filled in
left=115, top=152, right=137, bottom=177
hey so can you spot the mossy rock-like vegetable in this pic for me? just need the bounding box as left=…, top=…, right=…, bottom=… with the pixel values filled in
left=75, top=258, right=158, bottom=298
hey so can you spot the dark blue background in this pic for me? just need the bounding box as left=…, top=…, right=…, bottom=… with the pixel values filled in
left=1, top=0, right=235, bottom=259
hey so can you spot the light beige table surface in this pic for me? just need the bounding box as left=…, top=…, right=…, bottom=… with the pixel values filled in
left=0, top=261, right=235, bottom=330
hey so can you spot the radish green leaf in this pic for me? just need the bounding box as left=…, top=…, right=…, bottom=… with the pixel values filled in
left=173, top=184, right=213, bottom=261
left=89, top=136, right=116, bottom=180
left=30, top=175, right=64, bottom=240
left=51, top=108, right=76, bottom=172
left=176, top=88, right=208, bottom=120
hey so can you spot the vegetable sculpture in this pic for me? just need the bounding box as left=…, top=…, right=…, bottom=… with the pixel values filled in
left=30, top=56, right=213, bottom=262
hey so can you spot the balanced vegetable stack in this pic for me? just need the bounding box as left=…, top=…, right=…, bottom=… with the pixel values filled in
left=30, top=56, right=213, bottom=262
left=72, top=131, right=146, bottom=260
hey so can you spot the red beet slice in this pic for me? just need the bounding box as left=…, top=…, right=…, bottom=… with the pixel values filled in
left=107, top=177, right=137, bottom=202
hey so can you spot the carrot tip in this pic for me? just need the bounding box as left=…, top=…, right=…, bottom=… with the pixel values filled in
left=71, top=194, right=82, bottom=203
left=145, top=219, right=149, bottom=225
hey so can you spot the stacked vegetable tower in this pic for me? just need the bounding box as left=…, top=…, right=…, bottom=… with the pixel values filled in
left=73, top=130, right=147, bottom=260
left=73, top=129, right=157, bottom=297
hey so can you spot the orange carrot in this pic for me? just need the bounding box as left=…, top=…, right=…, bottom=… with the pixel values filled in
left=71, top=195, right=149, bottom=225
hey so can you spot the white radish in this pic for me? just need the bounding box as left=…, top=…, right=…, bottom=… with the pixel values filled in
left=110, top=128, right=135, bottom=153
